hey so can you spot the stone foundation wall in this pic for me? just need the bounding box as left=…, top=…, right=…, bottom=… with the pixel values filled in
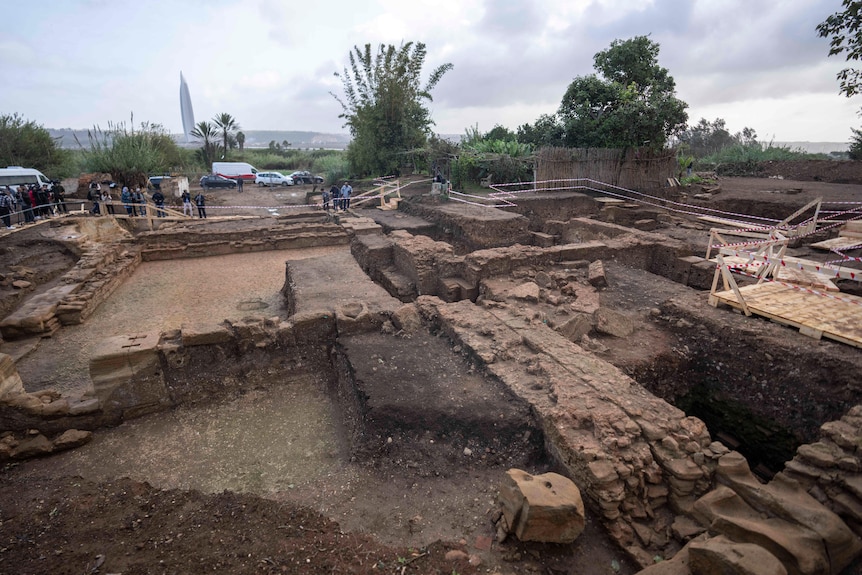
left=414, top=296, right=862, bottom=573
left=400, top=197, right=532, bottom=250
left=0, top=241, right=141, bottom=339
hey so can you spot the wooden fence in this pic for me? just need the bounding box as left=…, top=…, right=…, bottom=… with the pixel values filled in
left=535, top=147, right=677, bottom=190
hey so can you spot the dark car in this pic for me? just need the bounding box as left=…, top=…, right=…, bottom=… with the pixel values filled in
left=288, top=171, right=324, bottom=185
left=200, top=174, right=237, bottom=190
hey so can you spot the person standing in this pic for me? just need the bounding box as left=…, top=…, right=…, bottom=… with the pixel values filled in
left=321, top=187, right=330, bottom=211
left=152, top=189, right=166, bottom=217
left=88, top=182, right=101, bottom=215
left=329, top=183, right=340, bottom=211
left=237, top=176, right=244, bottom=193
left=0, top=188, right=14, bottom=229
left=340, top=181, right=352, bottom=211
left=194, top=191, right=207, bottom=218
left=10, top=187, right=22, bottom=224
left=52, top=181, right=67, bottom=214
left=135, top=187, right=146, bottom=216
left=181, top=189, right=193, bottom=217
left=20, top=186, right=34, bottom=223
left=121, top=185, right=135, bottom=217
left=101, top=187, right=115, bottom=215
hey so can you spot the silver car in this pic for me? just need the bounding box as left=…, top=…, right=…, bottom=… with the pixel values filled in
left=255, top=172, right=294, bottom=187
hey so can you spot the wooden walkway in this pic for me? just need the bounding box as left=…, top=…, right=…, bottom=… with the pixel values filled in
left=709, top=282, right=862, bottom=348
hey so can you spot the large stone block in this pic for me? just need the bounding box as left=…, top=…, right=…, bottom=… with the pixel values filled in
left=689, top=535, right=787, bottom=575
left=499, top=468, right=585, bottom=543
left=716, top=452, right=862, bottom=575
left=181, top=322, right=234, bottom=347
left=692, top=485, right=832, bottom=575
left=89, top=332, right=169, bottom=418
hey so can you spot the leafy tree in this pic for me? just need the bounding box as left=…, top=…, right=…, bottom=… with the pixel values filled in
left=557, top=36, right=688, bottom=149
left=191, top=121, right=222, bottom=168
left=679, top=118, right=759, bottom=158
left=850, top=127, right=862, bottom=159
left=0, top=113, right=73, bottom=177
left=213, top=113, right=240, bottom=160
left=817, top=1, right=862, bottom=98
left=333, top=42, right=453, bottom=176
left=81, top=119, right=186, bottom=187
left=517, top=114, right=565, bottom=148
left=236, top=131, right=245, bottom=151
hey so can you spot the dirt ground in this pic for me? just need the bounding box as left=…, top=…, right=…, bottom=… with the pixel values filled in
left=1, top=172, right=862, bottom=575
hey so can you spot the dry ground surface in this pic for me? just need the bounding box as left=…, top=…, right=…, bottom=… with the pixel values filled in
left=1, top=174, right=861, bottom=575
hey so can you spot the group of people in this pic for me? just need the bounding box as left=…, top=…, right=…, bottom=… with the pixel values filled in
left=87, top=182, right=172, bottom=218
left=0, top=182, right=67, bottom=229
left=322, top=181, right=352, bottom=212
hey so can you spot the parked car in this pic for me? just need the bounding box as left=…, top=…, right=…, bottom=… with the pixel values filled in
left=255, top=172, right=294, bottom=187
left=200, top=174, right=237, bottom=190
left=288, top=171, right=324, bottom=185
left=148, top=175, right=171, bottom=190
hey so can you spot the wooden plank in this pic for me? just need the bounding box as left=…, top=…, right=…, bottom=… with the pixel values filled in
left=698, top=215, right=761, bottom=228
left=711, top=282, right=862, bottom=348
left=810, top=236, right=862, bottom=251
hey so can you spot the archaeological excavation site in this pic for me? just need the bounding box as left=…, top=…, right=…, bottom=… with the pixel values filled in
left=2, top=160, right=862, bottom=575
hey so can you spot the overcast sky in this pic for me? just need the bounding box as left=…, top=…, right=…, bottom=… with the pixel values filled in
left=1, top=0, right=858, bottom=143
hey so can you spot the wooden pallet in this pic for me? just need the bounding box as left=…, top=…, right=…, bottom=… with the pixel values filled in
left=709, top=282, right=862, bottom=348
left=810, top=236, right=862, bottom=251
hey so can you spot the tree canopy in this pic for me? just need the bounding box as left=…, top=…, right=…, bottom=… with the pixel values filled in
left=817, top=1, right=862, bottom=98
left=333, top=42, right=452, bottom=177
left=0, top=113, right=72, bottom=177
left=213, top=113, right=240, bottom=160
left=556, top=36, right=688, bottom=149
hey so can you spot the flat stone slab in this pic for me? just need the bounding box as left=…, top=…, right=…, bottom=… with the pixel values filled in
left=285, top=249, right=401, bottom=317
left=364, top=210, right=437, bottom=234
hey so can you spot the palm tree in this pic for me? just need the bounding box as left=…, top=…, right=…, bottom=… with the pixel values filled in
left=213, top=113, right=240, bottom=160
left=236, top=131, right=245, bottom=151
left=191, top=121, right=220, bottom=166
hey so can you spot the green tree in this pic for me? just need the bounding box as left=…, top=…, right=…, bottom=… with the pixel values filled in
left=236, top=131, right=245, bottom=151
left=680, top=118, right=759, bottom=158
left=212, top=113, right=240, bottom=160
left=333, top=42, right=453, bottom=176
left=849, top=127, right=862, bottom=159
left=557, top=36, right=688, bottom=149
left=191, top=121, right=222, bottom=168
left=517, top=114, right=565, bottom=148
left=0, top=113, right=73, bottom=177
left=817, top=1, right=862, bottom=98
left=81, top=119, right=185, bottom=187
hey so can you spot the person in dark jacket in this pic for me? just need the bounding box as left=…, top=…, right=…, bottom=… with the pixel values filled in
left=194, top=191, right=206, bottom=218
left=152, top=190, right=166, bottom=217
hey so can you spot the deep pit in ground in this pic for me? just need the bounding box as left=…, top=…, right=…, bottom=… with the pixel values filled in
left=591, top=261, right=862, bottom=480
left=11, top=325, right=639, bottom=574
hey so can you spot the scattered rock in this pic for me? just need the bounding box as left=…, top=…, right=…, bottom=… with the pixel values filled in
left=588, top=260, right=608, bottom=288
left=594, top=308, right=634, bottom=338
left=498, top=468, right=585, bottom=543
left=510, top=282, right=540, bottom=302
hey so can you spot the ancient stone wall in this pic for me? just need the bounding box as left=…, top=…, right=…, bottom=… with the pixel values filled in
left=399, top=197, right=532, bottom=250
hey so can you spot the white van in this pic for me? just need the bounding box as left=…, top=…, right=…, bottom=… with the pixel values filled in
left=0, top=166, right=54, bottom=190
left=212, top=162, right=258, bottom=181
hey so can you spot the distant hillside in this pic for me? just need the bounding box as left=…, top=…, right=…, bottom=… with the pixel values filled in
left=47, top=128, right=352, bottom=150
left=47, top=129, right=843, bottom=155
left=237, top=131, right=351, bottom=150
left=773, top=141, right=849, bottom=154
